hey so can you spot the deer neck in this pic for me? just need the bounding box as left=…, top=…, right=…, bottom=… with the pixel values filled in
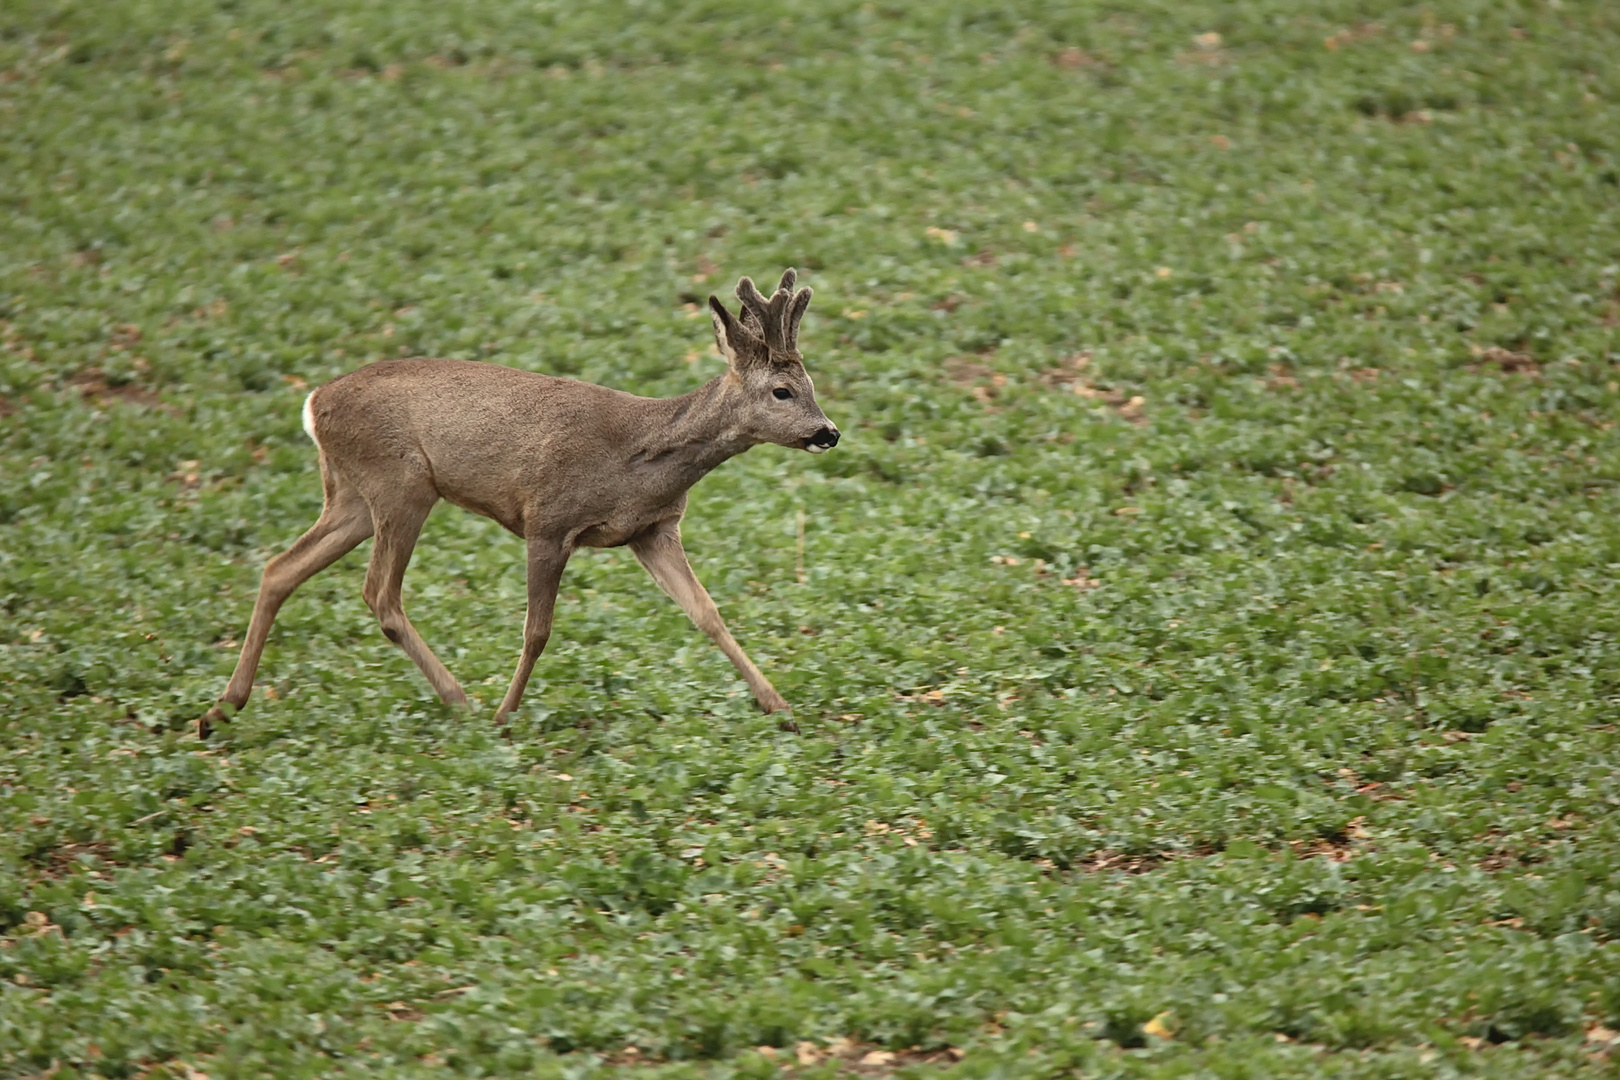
left=629, top=374, right=756, bottom=491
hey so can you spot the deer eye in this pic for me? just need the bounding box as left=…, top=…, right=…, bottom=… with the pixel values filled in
left=773, top=388, right=793, bottom=400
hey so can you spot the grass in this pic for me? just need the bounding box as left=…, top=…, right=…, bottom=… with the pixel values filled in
left=3, top=0, right=1620, bottom=1076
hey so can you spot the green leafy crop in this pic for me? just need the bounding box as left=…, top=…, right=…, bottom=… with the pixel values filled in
left=2, top=0, right=1619, bottom=1077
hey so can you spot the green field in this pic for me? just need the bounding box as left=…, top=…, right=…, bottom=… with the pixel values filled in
left=4, top=0, right=1620, bottom=1076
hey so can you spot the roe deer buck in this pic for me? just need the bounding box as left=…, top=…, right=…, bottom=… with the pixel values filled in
left=201, top=270, right=837, bottom=737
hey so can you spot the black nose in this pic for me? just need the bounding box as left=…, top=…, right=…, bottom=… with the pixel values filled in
left=811, top=427, right=840, bottom=448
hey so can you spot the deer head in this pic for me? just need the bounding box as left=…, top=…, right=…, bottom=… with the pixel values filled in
left=708, top=268, right=840, bottom=453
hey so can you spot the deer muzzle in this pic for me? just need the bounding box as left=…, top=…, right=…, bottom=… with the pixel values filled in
left=806, top=426, right=840, bottom=453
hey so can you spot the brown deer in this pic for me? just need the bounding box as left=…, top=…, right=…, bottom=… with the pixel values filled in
left=201, top=270, right=837, bottom=737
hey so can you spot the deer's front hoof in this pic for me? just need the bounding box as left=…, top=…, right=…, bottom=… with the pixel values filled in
left=198, top=706, right=228, bottom=740
left=759, top=693, right=796, bottom=732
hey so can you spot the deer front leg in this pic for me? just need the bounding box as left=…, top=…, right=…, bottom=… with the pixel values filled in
left=494, top=539, right=569, bottom=725
left=628, top=521, right=795, bottom=730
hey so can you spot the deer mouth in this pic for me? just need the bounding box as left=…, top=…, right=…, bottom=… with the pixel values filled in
left=805, top=427, right=840, bottom=453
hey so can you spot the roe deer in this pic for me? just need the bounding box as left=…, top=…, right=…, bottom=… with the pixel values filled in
left=201, top=270, right=837, bottom=737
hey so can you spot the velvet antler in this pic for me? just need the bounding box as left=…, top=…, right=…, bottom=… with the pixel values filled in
left=735, top=269, right=812, bottom=357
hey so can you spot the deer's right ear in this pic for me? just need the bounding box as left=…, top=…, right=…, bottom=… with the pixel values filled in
left=708, top=296, right=741, bottom=364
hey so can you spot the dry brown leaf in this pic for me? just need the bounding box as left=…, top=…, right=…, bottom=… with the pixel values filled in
left=1053, top=47, right=1097, bottom=68
left=1479, top=346, right=1538, bottom=374
left=944, top=355, right=1000, bottom=393
left=169, top=460, right=202, bottom=488
left=1323, top=23, right=1383, bottom=50
left=825, top=1036, right=859, bottom=1058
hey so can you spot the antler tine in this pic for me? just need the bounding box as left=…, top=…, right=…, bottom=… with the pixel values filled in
left=735, top=276, right=772, bottom=338
left=770, top=268, right=802, bottom=353
left=736, top=300, right=764, bottom=337
left=736, top=275, right=790, bottom=352
left=768, top=287, right=794, bottom=353
left=785, top=285, right=813, bottom=353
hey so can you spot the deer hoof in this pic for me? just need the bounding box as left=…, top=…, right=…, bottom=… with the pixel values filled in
left=762, top=696, right=798, bottom=732
left=198, top=706, right=228, bottom=740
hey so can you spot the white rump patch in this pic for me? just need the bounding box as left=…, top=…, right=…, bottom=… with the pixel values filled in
left=301, top=391, right=321, bottom=448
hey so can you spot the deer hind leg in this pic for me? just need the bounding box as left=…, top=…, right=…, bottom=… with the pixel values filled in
left=628, top=521, right=795, bottom=729
left=361, top=487, right=469, bottom=708
left=205, top=478, right=373, bottom=735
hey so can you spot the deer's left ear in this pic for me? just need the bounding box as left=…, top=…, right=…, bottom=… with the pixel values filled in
left=708, top=296, right=742, bottom=365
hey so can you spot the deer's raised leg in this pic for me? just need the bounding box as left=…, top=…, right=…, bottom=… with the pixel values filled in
left=362, top=491, right=468, bottom=708
left=203, top=488, right=373, bottom=737
left=494, top=538, right=570, bottom=725
left=629, top=521, right=795, bottom=729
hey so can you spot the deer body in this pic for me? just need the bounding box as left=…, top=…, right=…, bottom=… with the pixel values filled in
left=316, top=360, right=731, bottom=542
left=203, top=271, right=836, bottom=737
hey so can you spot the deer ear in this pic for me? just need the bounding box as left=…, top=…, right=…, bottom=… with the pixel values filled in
left=708, top=296, right=741, bottom=364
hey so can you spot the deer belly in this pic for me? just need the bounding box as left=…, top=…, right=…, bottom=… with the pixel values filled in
left=574, top=521, right=637, bottom=548
left=574, top=503, right=680, bottom=548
